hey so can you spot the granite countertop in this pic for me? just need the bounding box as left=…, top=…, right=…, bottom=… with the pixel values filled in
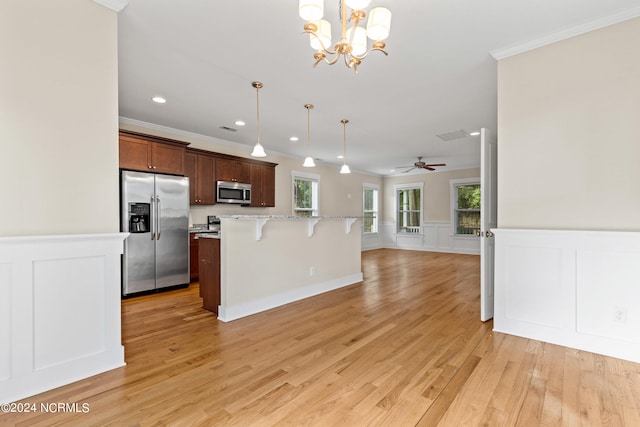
left=194, top=232, right=221, bottom=239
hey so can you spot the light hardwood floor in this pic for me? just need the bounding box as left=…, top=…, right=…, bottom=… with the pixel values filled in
left=3, top=249, right=640, bottom=426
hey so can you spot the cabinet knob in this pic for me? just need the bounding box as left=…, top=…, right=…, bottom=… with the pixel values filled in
left=148, top=165, right=152, bottom=169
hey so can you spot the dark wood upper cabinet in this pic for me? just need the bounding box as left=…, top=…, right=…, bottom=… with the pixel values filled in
left=215, top=158, right=250, bottom=183
left=119, top=130, right=187, bottom=175
left=185, top=149, right=216, bottom=205
left=119, top=130, right=277, bottom=208
left=249, top=163, right=276, bottom=207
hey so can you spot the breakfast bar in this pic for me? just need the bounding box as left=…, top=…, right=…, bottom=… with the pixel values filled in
left=199, top=215, right=362, bottom=322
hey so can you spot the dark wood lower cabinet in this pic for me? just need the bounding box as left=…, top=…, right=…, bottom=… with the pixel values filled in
left=189, top=233, right=199, bottom=281
left=198, top=237, right=220, bottom=314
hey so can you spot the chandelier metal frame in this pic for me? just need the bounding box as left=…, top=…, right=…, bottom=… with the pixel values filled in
left=300, top=0, right=391, bottom=74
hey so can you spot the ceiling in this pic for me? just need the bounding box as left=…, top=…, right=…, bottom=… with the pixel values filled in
left=117, top=0, right=639, bottom=176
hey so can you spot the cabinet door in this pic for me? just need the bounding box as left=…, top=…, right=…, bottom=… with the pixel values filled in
left=249, top=163, right=264, bottom=207
left=197, top=155, right=216, bottom=204
left=216, top=158, right=250, bottom=183
left=190, top=233, right=199, bottom=282
left=185, top=152, right=198, bottom=204
left=261, top=165, right=276, bottom=207
left=199, top=238, right=220, bottom=314
left=249, top=164, right=276, bottom=207
left=119, top=136, right=151, bottom=171
left=235, top=160, right=250, bottom=183
left=151, top=142, right=185, bottom=175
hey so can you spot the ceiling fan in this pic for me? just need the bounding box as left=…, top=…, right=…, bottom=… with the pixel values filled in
left=395, top=157, right=446, bottom=173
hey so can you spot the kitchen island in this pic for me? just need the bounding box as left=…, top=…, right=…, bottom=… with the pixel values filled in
left=202, top=216, right=362, bottom=322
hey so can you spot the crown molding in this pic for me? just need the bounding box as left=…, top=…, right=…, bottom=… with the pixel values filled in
left=491, top=6, right=640, bottom=60
left=93, top=0, right=129, bottom=13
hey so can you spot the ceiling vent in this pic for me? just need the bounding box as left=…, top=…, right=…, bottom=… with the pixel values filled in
left=436, top=129, right=470, bottom=142
left=219, top=126, right=238, bottom=132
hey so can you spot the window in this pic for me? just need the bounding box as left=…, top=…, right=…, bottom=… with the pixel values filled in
left=395, top=183, right=423, bottom=233
left=292, top=171, right=319, bottom=217
left=451, top=178, right=481, bottom=236
left=363, top=184, right=379, bottom=233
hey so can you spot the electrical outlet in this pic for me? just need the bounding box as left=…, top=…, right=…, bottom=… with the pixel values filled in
left=613, top=307, right=628, bottom=324
left=309, top=266, right=315, bottom=276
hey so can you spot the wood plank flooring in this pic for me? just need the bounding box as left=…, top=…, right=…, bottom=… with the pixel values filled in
left=3, top=249, right=640, bottom=426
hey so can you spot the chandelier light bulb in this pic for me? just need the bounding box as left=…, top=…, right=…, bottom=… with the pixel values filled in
left=299, top=0, right=324, bottom=21
left=345, top=0, right=371, bottom=9
left=366, top=7, right=391, bottom=40
left=309, top=20, right=332, bottom=50
left=346, top=26, right=367, bottom=56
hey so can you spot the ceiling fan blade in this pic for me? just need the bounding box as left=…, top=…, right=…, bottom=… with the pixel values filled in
left=402, top=167, right=416, bottom=173
left=426, top=163, right=446, bottom=167
left=394, top=165, right=414, bottom=169
left=424, top=166, right=435, bottom=171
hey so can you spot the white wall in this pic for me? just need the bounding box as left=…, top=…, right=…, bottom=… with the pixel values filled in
left=495, top=18, right=640, bottom=362
left=0, top=0, right=120, bottom=236
left=497, top=17, right=640, bottom=230
left=1, top=0, right=125, bottom=403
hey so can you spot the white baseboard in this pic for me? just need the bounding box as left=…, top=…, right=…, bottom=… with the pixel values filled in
left=218, top=272, right=363, bottom=322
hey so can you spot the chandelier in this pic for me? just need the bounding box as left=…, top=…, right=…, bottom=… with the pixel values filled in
left=299, top=0, right=392, bottom=73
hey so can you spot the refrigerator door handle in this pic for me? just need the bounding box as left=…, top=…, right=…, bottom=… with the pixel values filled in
left=156, top=196, right=161, bottom=240
left=150, top=195, right=156, bottom=240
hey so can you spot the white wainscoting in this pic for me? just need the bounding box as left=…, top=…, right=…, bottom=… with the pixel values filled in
left=494, top=229, right=640, bottom=363
left=377, top=221, right=480, bottom=254
left=0, top=233, right=127, bottom=404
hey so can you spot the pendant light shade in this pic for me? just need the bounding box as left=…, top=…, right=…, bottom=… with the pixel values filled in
left=340, top=119, right=351, bottom=174
left=303, top=104, right=316, bottom=167
left=251, top=81, right=267, bottom=158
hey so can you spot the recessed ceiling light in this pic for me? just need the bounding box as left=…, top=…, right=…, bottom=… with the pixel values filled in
left=337, top=155, right=344, bottom=159
left=151, top=96, right=166, bottom=104
left=235, top=120, right=246, bottom=126
left=290, top=136, right=299, bottom=142
left=390, top=169, right=396, bottom=172
left=469, top=131, right=480, bottom=136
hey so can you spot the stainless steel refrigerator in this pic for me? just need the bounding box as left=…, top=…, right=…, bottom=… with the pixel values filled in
left=121, top=170, right=189, bottom=296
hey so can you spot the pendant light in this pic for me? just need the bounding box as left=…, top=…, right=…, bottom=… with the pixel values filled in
left=340, top=119, right=351, bottom=174
left=303, top=104, right=316, bottom=167
left=250, top=81, right=267, bottom=157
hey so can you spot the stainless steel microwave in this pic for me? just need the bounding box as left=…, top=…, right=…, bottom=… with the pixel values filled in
left=217, top=181, right=251, bottom=204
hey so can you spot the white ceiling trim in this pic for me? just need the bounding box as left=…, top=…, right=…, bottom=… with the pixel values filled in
left=491, top=6, right=640, bottom=60
left=93, top=0, right=129, bottom=13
